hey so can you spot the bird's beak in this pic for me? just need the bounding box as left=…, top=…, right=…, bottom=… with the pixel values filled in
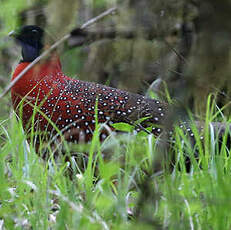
left=8, top=30, right=21, bottom=44
left=8, top=30, right=16, bottom=37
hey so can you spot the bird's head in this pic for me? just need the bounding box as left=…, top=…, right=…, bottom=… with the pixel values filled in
left=9, top=25, right=45, bottom=62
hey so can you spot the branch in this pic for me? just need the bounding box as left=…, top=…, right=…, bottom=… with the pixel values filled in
left=68, top=28, right=169, bottom=48
left=0, top=7, right=117, bottom=99
left=68, top=29, right=138, bottom=47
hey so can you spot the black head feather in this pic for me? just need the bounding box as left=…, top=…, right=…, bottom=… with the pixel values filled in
left=11, top=25, right=44, bottom=62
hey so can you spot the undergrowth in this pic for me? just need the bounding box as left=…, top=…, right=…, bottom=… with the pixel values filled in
left=0, top=95, right=230, bottom=230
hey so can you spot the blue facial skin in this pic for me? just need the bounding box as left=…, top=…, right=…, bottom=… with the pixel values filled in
left=19, top=41, right=41, bottom=62
left=12, top=25, right=44, bottom=62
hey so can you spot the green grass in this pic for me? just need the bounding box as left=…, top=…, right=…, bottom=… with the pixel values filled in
left=0, top=96, right=231, bottom=229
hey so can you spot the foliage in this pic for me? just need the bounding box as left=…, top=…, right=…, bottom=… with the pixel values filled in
left=0, top=0, right=35, bottom=35
left=0, top=0, right=231, bottom=229
left=0, top=96, right=231, bottom=229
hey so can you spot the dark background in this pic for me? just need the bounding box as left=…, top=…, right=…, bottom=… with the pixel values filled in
left=0, top=0, right=230, bottom=120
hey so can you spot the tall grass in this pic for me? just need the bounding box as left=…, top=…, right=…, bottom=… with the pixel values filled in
left=0, top=95, right=230, bottom=229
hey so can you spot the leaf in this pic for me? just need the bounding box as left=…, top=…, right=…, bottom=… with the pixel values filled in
left=134, top=116, right=152, bottom=125
left=111, top=122, right=134, bottom=132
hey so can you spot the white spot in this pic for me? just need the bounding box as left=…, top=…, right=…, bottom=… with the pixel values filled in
left=101, top=134, right=107, bottom=139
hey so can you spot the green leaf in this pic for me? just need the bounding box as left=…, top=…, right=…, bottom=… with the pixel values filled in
left=134, top=116, right=152, bottom=125
left=111, top=122, right=134, bottom=132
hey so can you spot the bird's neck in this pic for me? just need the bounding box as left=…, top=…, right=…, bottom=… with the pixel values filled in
left=11, top=53, right=62, bottom=96
left=12, top=53, right=62, bottom=81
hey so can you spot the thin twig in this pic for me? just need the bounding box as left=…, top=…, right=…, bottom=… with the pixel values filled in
left=80, top=7, right=117, bottom=29
left=0, top=34, right=70, bottom=99
left=164, top=38, right=188, bottom=64
left=0, top=7, right=117, bottom=99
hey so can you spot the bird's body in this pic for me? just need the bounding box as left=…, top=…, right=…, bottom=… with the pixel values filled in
left=11, top=30, right=167, bottom=144
left=10, top=25, right=231, bottom=151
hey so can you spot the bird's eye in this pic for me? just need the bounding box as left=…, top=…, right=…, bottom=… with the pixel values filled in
left=32, top=29, right=38, bottom=34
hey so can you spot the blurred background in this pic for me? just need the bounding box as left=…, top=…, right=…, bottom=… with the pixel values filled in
left=0, top=0, right=230, bottom=121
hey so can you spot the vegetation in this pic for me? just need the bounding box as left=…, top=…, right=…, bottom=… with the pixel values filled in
left=0, top=0, right=231, bottom=229
left=0, top=95, right=230, bottom=229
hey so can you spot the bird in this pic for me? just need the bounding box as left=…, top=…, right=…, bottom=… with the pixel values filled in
left=10, top=25, right=231, bottom=153
left=10, top=25, right=173, bottom=149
